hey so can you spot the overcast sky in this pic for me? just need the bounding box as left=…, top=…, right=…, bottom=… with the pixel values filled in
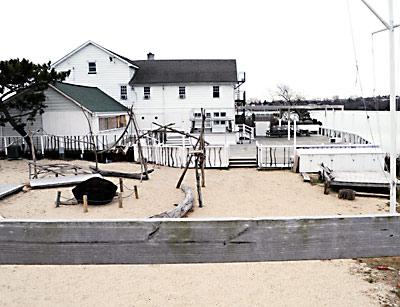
left=1, top=0, right=400, bottom=100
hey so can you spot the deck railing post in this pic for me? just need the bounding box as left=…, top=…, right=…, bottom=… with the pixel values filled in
left=40, top=136, right=44, bottom=155
left=4, top=137, right=7, bottom=156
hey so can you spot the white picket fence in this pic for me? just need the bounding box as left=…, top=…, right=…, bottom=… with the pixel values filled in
left=134, top=144, right=230, bottom=168
left=257, top=144, right=294, bottom=169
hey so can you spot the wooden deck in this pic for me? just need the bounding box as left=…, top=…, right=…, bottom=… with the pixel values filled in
left=29, top=174, right=102, bottom=189
left=0, top=185, right=24, bottom=200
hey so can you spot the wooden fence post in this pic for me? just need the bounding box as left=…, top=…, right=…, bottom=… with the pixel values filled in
left=83, top=195, right=88, bottom=213
left=118, top=193, right=123, bottom=208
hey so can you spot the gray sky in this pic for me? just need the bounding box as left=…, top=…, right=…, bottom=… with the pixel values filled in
left=1, top=0, right=400, bottom=100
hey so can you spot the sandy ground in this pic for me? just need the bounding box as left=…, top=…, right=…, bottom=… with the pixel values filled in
left=0, top=260, right=390, bottom=307
left=0, top=159, right=394, bottom=306
left=0, top=159, right=389, bottom=219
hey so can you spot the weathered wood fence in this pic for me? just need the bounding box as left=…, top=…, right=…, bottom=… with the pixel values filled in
left=135, top=144, right=230, bottom=168
left=0, top=134, right=134, bottom=159
left=0, top=215, right=399, bottom=264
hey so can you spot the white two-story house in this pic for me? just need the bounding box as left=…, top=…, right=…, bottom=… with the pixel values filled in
left=52, top=41, right=138, bottom=108
left=52, top=41, right=242, bottom=144
left=130, top=55, right=238, bottom=135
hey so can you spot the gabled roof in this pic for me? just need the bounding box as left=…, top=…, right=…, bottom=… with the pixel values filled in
left=50, top=82, right=128, bottom=113
left=129, top=59, right=238, bottom=85
left=52, top=41, right=139, bottom=69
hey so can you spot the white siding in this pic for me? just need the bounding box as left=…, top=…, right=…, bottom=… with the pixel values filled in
left=54, top=43, right=135, bottom=108
left=0, top=116, right=42, bottom=137
left=42, top=111, right=91, bottom=135
left=41, top=87, right=92, bottom=135
left=132, top=83, right=236, bottom=131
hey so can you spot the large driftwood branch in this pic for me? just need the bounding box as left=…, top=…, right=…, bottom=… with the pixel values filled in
left=89, top=166, right=154, bottom=180
left=150, top=185, right=194, bottom=218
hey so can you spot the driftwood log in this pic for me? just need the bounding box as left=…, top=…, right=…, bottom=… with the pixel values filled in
left=90, top=166, right=154, bottom=180
left=150, top=185, right=194, bottom=218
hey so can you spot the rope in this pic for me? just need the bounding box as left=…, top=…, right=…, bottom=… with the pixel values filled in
left=346, top=0, right=389, bottom=181
left=59, top=191, right=136, bottom=204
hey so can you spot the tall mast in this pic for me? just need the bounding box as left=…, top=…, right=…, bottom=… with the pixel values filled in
left=361, top=0, right=397, bottom=214
left=388, top=0, right=397, bottom=214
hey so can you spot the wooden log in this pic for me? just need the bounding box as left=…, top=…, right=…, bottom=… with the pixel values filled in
left=55, top=191, right=61, bottom=208
left=89, top=166, right=154, bottom=180
left=119, top=178, right=124, bottom=192
left=118, top=193, right=123, bottom=208
left=134, top=185, right=139, bottom=199
left=150, top=185, right=194, bottom=218
left=195, top=156, right=203, bottom=208
left=0, top=215, right=400, bottom=264
left=83, top=195, right=88, bottom=213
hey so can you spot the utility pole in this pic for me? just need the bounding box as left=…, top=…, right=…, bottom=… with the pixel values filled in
left=361, top=0, right=397, bottom=214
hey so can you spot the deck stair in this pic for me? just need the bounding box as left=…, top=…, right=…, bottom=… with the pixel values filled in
left=229, top=157, right=257, bottom=168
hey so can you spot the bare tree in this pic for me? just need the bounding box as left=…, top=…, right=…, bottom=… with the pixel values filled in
left=276, top=84, right=293, bottom=104
left=275, top=84, right=300, bottom=105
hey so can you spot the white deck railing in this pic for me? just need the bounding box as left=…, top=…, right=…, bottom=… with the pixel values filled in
left=256, top=143, right=294, bottom=169
left=135, top=144, right=229, bottom=168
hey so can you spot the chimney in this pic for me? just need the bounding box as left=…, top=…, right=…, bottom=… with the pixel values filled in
left=147, top=52, right=154, bottom=60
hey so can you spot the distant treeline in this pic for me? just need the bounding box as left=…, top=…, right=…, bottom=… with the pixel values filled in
left=247, top=96, right=400, bottom=111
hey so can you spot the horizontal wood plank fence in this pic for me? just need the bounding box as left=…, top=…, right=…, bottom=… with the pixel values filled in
left=0, top=215, right=399, bottom=264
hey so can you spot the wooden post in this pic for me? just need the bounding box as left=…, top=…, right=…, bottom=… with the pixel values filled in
left=83, top=195, right=88, bottom=213
left=40, top=136, right=44, bottom=156
left=118, top=193, right=123, bottom=208
left=3, top=137, right=7, bottom=156
left=134, top=185, right=139, bottom=199
left=200, top=109, right=206, bottom=188
left=28, top=132, right=37, bottom=179
left=195, top=155, right=203, bottom=208
left=119, top=178, right=124, bottom=192
left=55, top=191, right=61, bottom=208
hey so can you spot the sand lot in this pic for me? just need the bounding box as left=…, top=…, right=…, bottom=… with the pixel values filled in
left=0, top=159, right=394, bottom=306
left=0, top=260, right=389, bottom=307
left=0, top=159, right=388, bottom=219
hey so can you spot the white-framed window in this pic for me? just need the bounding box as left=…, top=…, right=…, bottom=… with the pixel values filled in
left=120, top=85, right=128, bottom=100
left=221, top=120, right=226, bottom=125
left=206, top=112, right=211, bottom=118
left=88, top=62, right=96, bottom=74
left=214, top=120, right=220, bottom=125
left=99, top=115, right=127, bottom=131
left=221, top=112, right=226, bottom=117
left=144, top=87, right=151, bottom=99
left=213, top=86, right=220, bottom=98
left=214, top=112, right=220, bottom=117
left=179, top=86, right=186, bottom=99
left=194, top=112, right=201, bottom=118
